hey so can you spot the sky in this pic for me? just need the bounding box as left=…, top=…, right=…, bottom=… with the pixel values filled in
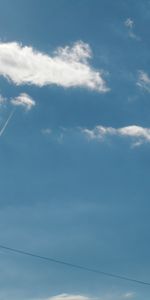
left=0, top=0, right=150, bottom=299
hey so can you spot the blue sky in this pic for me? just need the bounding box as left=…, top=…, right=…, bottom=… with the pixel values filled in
left=0, top=0, right=150, bottom=299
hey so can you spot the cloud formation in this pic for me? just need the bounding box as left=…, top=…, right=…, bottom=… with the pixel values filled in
left=123, top=292, right=135, bottom=299
left=41, top=128, right=52, bottom=135
left=124, top=18, right=134, bottom=29
left=124, top=18, right=139, bottom=40
left=82, top=125, right=150, bottom=146
left=137, top=71, right=150, bottom=92
left=0, top=41, right=109, bottom=92
left=11, top=93, right=35, bottom=110
left=46, top=294, right=91, bottom=300
left=0, top=92, right=35, bottom=137
left=37, top=292, right=135, bottom=300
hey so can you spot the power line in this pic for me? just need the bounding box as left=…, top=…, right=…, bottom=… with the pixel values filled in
left=0, top=243, right=149, bottom=287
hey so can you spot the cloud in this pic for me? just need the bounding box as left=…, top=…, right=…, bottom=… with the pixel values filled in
left=0, top=92, right=35, bottom=137
left=0, top=95, right=7, bottom=110
left=41, top=128, right=65, bottom=144
left=0, top=109, right=14, bottom=137
left=42, top=125, right=150, bottom=146
left=123, top=292, right=135, bottom=299
left=11, top=93, right=35, bottom=110
left=0, top=41, right=109, bottom=92
left=0, top=94, right=6, bottom=105
left=124, top=18, right=140, bottom=40
left=46, top=294, right=91, bottom=300
left=41, top=128, right=52, bottom=135
left=124, top=18, right=134, bottom=29
left=36, top=292, right=136, bottom=300
left=137, top=71, right=150, bottom=92
left=82, top=125, right=150, bottom=146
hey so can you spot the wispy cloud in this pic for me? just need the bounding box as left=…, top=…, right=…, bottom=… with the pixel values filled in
left=0, top=109, right=15, bottom=137
left=0, top=41, right=109, bottom=92
left=125, top=18, right=134, bottom=29
left=35, top=292, right=136, bottom=300
left=41, top=125, right=150, bottom=147
left=11, top=93, right=35, bottom=110
left=46, top=294, right=91, bottom=300
left=122, top=292, right=135, bottom=299
left=137, top=70, right=150, bottom=92
left=0, top=92, right=35, bottom=137
left=41, top=128, right=65, bottom=144
left=41, top=128, right=52, bottom=135
left=0, top=94, right=6, bottom=106
left=82, top=125, right=150, bottom=146
left=124, top=18, right=140, bottom=40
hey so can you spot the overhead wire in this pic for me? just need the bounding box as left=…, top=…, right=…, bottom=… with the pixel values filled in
left=0, top=244, right=149, bottom=286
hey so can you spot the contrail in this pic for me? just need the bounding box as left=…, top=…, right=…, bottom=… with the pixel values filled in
left=0, top=109, right=15, bottom=137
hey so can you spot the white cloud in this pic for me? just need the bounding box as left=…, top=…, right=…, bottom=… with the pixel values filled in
left=124, top=18, right=140, bottom=40
left=35, top=293, right=136, bottom=300
left=125, top=18, right=134, bottom=29
left=82, top=125, right=150, bottom=145
left=42, top=125, right=150, bottom=146
left=82, top=126, right=116, bottom=140
left=11, top=93, right=35, bottom=110
left=123, top=292, right=135, bottom=299
left=46, top=294, right=91, bottom=300
left=0, top=41, right=109, bottom=92
left=137, top=71, right=150, bottom=92
left=41, top=128, right=52, bottom=135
